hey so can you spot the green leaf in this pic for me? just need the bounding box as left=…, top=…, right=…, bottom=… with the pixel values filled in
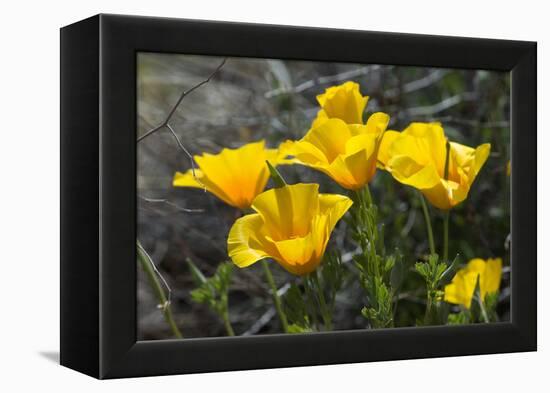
left=448, top=310, right=470, bottom=325
left=187, top=258, right=207, bottom=285
left=189, top=261, right=233, bottom=317
left=415, top=262, right=431, bottom=282
left=390, top=251, right=406, bottom=290
left=266, top=160, right=286, bottom=188
left=287, top=323, right=313, bottom=334
left=484, top=291, right=499, bottom=311
left=282, top=283, right=310, bottom=328
left=440, top=254, right=461, bottom=285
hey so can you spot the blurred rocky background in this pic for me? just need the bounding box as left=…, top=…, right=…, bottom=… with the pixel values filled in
left=137, top=53, right=510, bottom=340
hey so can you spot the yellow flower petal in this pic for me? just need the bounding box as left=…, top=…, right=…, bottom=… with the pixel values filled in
left=173, top=169, right=236, bottom=207
left=318, top=193, right=354, bottom=232
left=284, top=112, right=389, bottom=190
left=172, top=169, right=205, bottom=189
left=302, top=119, right=351, bottom=163
left=273, top=233, right=319, bottom=275
left=174, top=140, right=288, bottom=209
left=326, top=154, right=360, bottom=189
left=315, top=81, right=369, bottom=125
left=377, top=130, right=401, bottom=168
left=444, top=257, right=503, bottom=308
left=387, top=157, right=441, bottom=189
left=444, top=269, right=479, bottom=308
left=227, top=214, right=280, bottom=267
left=251, top=183, right=320, bottom=241
left=421, top=178, right=463, bottom=210
left=228, top=184, right=352, bottom=275
left=391, top=123, right=447, bottom=171
left=364, top=111, right=391, bottom=137
left=380, top=122, right=491, bottom=210
left=468, top=143, right=491, bottom=185
left=343, top=149, right=373, bottom=190
left=279, top=139, right=329, bottom=166
left=480, top=258, right=502, bottom=299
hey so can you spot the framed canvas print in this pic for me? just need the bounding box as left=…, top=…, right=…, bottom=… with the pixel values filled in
left=60, top=14, right=537, bottom=379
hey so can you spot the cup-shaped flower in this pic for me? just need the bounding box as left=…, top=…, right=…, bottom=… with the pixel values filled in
left=312, top=81, right=369, bottom=127
left=227, top=183, right=353, bottom=275
left=173, top=140, right=289, bottom=210
left=378, top=122, right=491, bottom=210
left=444, top=258, right=502, bottom=309
left=281, top=113, right=390, bottom=190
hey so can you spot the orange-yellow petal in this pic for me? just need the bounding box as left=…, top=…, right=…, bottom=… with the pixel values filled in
left=315, top=81, right=369, bottom=125
left=251, top=183, right=320, bottom=240
left=227, top=214, right=279, bottom=268
left=173, top=169, right=205, bottom=189
left=228, top=184, right=352, bottom=276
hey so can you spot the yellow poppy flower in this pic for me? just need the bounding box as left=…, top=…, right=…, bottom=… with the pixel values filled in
left=444, top=258, right=502, bottom=309
left=227, top=183, right=353, bottom=275
left=173, top=140, right=290, bottom=209
left=378, top=122, right=491, bottom=210
left=281, top=113, right=390, bottom=190
left=312, top=81, right=369, bottom=127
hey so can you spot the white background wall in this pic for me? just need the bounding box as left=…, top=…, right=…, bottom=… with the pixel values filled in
left=0, top=0, right=546, bottom=390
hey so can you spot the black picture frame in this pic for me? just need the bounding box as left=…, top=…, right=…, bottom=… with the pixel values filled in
left=60, top=14, right=537, bottom=379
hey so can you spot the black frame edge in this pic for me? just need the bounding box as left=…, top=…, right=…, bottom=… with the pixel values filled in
left=510, top=42, right=537, bottom=350
left=60, top=15, right=101, bottom=378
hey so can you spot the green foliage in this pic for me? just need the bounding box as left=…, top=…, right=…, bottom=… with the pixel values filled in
left=415, top=253, right=460, bottom=325
left=361, top=276, right=393, bottom=328
left=188, top=259, right=235, bottom=336
left=350, top=186, right=404, bottom=329
left=447, top=310, right=470, bottom=325
left=484, top=292, right=500, bottom=322
left=415, top=254, right=446, bottom=287
left=283, top=283, right=311, bottom=331
left=320, top=251, right=345, bottom=307
left=287, top=324, right=313, bottom=334
left=282, top=252, right=347, bottom=332
left=390, top=249, right=406, bottom=291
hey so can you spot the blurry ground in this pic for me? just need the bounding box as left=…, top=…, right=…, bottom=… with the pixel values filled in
left=137, top=53, right=510, bottom=340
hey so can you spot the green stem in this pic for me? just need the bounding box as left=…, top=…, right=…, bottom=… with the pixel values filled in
left=261, top=260, right=289, bottom=332
left=222, top=309, right=235, bottom=336
left=419, top=193, right=436, bottom=255
left=424, top=294, right=433, bottom=324
left=363, top=184, right=373, bottom=206
left=311, top=272, right=332, bottom=330
left=477, top=296, right=490, bottom=323
left=303, top=276, right=319, bottom=329
left=137, top=241, right=183, bottom=338
left=443, top=210, right=449, bottom=264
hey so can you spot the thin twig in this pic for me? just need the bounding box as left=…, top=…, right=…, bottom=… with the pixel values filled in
left=264, top=65, right=382, bottom=98
left=139, top=196, right=205, bottom=213
left=400, top=208, right=417, bottom=237
left=242, top=283, right=291, bottom=336
left=165, top=123, right=202, bottom=183
left=137, top=59, right=226, bottom=207
left=137, top=241, right=182, bottom=338
left=137, top=58, right=227, bottom=142
left=384, top=69, right=450, bottom=99
left=137, top=241, right=173, bottom=306
left=242, top=308, right=277, bottom=336
left=404, top=92, right=477, bottom=117
left=434, top=116, right=509, bottom=129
